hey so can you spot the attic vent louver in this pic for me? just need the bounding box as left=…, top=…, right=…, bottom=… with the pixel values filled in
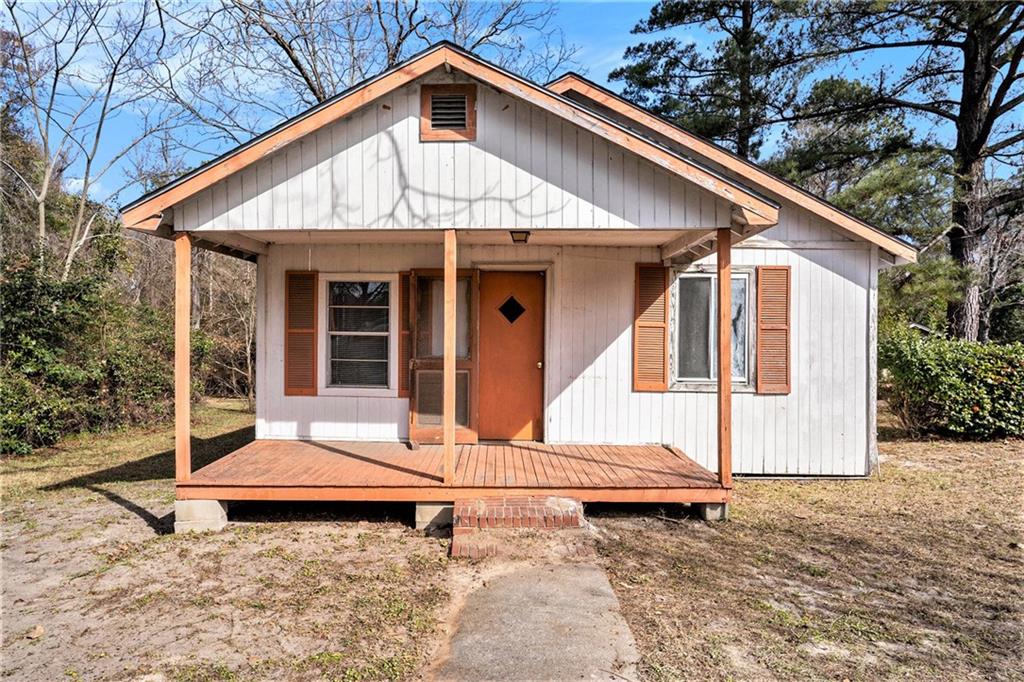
left=421, top=84, right=476, bottom=141
left=430, top=94, right=468, bottom=129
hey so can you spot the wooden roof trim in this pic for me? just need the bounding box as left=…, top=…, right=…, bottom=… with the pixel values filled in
left=440, top=51, right=778, bottom=226
left=122, top=43, right=778, bottom=231
left=122, top=49, right=448, bottom=229
left=548, top=73, right=917, bottom=263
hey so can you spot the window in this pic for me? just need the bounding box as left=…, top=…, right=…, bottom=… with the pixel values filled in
left=416, top=276, right=470, bottom=358
left=420, top=84, right=477, bottom=141
left=327, top=281, right=390, bottom=388
left=673, top=271, right=752, bottom=386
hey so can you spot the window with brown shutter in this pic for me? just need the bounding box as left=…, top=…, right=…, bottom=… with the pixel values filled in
left=634, top=263, right=669, bottom=392
left=420, top=84, right=477, bottom=141
left=398, top=272, right=412, bottom=397
left=285, top=271, right=318, bottom=396
left=756, top=265, right=791, bottom=394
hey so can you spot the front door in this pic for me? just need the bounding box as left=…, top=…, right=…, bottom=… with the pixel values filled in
left=479, top=271, right=545, bottom=440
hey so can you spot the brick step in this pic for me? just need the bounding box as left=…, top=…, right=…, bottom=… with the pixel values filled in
left=450, top=496, right=585, bottom=559
left=454, top=496, right=583, bottom=531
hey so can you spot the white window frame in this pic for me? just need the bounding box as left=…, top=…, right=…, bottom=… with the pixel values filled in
left=317, top=273, right=399, bottom=398
left=669, top=266, right=756, bottom=393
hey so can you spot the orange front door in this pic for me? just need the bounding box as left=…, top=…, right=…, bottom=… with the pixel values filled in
left=479, top=271, right=545, bottom=440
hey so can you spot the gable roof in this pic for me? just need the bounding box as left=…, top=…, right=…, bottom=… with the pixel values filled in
left=547, top=73, right=917, bottom=263
left=120, top=42, right=779, bottom=232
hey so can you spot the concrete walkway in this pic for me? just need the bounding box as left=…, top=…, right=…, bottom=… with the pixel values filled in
left=432, top=564, right=640, bottom=681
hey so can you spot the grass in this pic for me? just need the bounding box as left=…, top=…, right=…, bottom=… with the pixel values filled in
left=2, top=400, right=451, bottom=682
left=592, top=410, right=1024, bottom=681
left=1, top=398, right=255, bottom=506
left=4, top=399, right=1021, bottom=681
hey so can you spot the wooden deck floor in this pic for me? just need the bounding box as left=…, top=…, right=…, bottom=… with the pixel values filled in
left=178, top=440, right=730, bottom=503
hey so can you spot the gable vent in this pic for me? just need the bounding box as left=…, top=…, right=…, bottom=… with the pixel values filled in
left=421, top=84, right=477, bottom=141
left=431, top=94, right=468, bottom=129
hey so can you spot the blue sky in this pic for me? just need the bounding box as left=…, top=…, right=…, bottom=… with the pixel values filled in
left=552, top=1, right=657, bottom=87
left=37, top=1, right=1014, bottom=206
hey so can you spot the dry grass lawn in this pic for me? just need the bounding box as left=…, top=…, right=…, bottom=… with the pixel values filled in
left=1, top=401, right=451, bottom=681
left=2, top=400, right=1021, bottom=681
left=592, top=411, right=1023, bottom=681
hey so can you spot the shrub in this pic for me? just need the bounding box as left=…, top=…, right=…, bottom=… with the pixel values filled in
left=0, top=256, right=206, bottom=454
left=880, top=323, right=1024, bottom=439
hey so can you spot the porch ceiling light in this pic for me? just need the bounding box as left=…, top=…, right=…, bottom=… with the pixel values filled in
left=509, top=230, right=530, bottom=244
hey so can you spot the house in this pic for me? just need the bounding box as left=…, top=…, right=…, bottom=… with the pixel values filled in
left=120, top=43, right=917, bottom=533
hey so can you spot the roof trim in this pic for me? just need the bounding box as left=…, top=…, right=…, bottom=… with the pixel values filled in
left=121, top=42, right=778, bottom=231
left=547, top=72, right=918, bottom=263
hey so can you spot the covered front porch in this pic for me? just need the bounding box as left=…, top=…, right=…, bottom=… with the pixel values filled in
left=169, top=226, right=741, bottom=520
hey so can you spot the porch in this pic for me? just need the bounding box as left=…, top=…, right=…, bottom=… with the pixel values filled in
left=178, top=440, right=729, bottom=504
left=169, top=227, right=739, bottom=515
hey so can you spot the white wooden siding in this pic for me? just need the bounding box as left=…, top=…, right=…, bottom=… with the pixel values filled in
left=178, top=79, right=733, bottom=232
left=257, top=209, right=875, bottom=476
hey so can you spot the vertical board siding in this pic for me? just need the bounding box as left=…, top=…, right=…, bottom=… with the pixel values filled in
left=177, top=80, right=732, bottom=231
left=258, top=213, right=874, bottom=475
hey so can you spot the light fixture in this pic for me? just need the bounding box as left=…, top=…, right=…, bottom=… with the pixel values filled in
left=509, top=230, right=530, bottom=244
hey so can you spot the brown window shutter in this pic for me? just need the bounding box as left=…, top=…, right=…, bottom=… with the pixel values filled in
left=634, top=263, right=670, bottom=392
left=285, top=271, right=318, bottom=396
left=756, top=265, right=791, bottom=394
left=398, top=272, right=412, bottom=397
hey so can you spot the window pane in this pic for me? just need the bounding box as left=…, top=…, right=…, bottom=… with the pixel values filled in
left=731, top=278, right=747, bottom=378
left=330, top=307, right=388, bottom=333
left=331, top=360, right=388, bottom=387
left=416, top=277, right=470, bottom=358
left=676, top=278, right=711, bottom=379
left=331, top=335, right=388, bottom=361
left=330, top=281, right=389, bottom=306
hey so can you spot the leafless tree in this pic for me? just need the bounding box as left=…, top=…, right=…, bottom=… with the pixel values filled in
left=3, top=0, right=184, bottom=277
left=137, top=0, right=579, bottom=146
left=977, top=175, right=1024, bottom=342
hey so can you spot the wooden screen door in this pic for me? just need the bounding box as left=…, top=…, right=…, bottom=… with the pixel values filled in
left=479, top=271, right=545, bottom=440
left=408, top=269, right=479, bottom=445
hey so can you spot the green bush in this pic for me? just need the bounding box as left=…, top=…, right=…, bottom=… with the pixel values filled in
left=1, top=256, right=207, bottom=454
left=880, top=323, right=1024, bottom=439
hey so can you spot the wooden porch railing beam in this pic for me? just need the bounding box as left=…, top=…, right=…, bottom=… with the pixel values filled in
left=174, top=232, right=192, bottom=483
left=442, top=229, right=457, bottom=485
left=716, top=227, right=733, bottom=488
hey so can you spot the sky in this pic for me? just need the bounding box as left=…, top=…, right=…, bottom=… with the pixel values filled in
left=551, top=1, right=657, bottom=88
left=14, top=1, right=1015, bottom=208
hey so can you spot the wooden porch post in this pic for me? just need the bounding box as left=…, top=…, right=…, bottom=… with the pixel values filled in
left=716, top=227, right=733, bottom=488
left=174, top=233, right=192, bottom=483
left=443, top=229, right=457, bottom=485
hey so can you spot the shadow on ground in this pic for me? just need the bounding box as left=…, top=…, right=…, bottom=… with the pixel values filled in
left=585, top=502, right=698, bottom=521
left=230, top=500, right=416, bottom=527
left=36, top=425, right=254, bottom=535
left=42, top=425, right=255, bottom=492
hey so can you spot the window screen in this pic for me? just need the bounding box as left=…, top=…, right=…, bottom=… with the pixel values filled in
left=414, top=370, right=469, bottom=427
left=675, top=274, right=749, bottom=382
left=415, top=277, right=470, bottom=359
left=328, top=281, right=389, bottom=387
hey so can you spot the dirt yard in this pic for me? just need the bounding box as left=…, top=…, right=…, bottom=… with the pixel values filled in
left=593, top=412, right=1024, bottom=681
left=3, top=400, right=1021, bottom=681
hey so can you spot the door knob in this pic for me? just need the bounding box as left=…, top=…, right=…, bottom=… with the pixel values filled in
left=537, top=361, right=543, bottom=369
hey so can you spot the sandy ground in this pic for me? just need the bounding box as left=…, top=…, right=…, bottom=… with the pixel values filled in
left=590, top=413, right=1024, bottom=681
left=3, top=400, right=1021, bottom=680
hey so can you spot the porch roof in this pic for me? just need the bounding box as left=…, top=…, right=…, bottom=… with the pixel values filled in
left=186, top=227, right=726, bottom=260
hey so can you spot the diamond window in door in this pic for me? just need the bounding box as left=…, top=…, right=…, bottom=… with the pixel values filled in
left=498, top=295, right=526, bottom=324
